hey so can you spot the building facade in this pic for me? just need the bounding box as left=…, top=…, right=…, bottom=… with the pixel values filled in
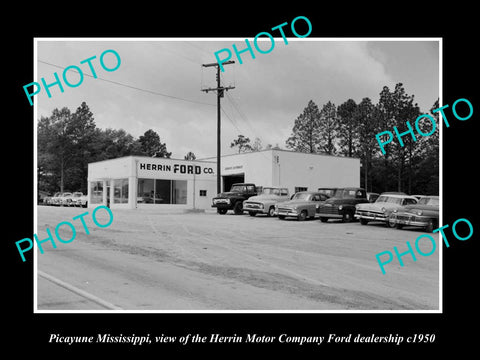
left=87, top=150, right=360, bottom=210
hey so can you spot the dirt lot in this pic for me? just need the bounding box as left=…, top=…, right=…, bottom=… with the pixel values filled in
left=36, top=206, right=440, bottom=311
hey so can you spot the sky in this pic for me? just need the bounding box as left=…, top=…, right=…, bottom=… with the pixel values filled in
left=35, top=38, right=440, bottom=160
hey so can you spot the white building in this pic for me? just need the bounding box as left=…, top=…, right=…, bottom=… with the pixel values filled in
left=87, top=149, right=360, bottom=210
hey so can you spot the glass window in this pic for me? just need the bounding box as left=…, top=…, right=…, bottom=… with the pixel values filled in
left=295, top=187, right=308, bottom=193
left=137, top=179, right=154, bottom=203
left=90, top=181, right=103, bottom=204
left=114, top=179, right=129, bottom=203
left=137, top=178, right=188, bottom=205
left=200, top=190, right=207, bottom=197
left=155, top=179, right=171, bottom=204
left=173, top=180, right=187, bottom=204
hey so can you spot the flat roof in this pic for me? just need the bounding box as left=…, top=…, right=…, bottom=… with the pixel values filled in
left=88, top=155, right=216, bottom=166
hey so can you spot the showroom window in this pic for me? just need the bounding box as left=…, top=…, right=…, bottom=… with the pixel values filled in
left=90, top=181, right=103, bottom=204
left=199, top=190, right=207, bottom=197
left=114, top=178, right=129, bottom=203
left=137, top=179, right=187, bottom=204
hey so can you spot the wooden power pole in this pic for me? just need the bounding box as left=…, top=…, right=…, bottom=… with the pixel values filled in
left=201, top=60, right=235, bottom=194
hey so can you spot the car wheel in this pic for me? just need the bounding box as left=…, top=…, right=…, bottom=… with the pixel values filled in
left=278, top=215, right=285, bottom=220
left=298, top=210, right=307, bottom=221
left=319, top=217, right=328, bottom=223
left=342, top=211, right=353, bottom=223
left=387, top=215, right=397, bottom=228
left=249, top=211, right=256, bottom=217
left=233, top=201, right=243, bottom=215
left=360, top=218, right=369, bottom=225
left=267, top=206, right=275, bottom=217
left=217, top=209, right=227, bottom=215
left=425, top=219, right=437, bottom=233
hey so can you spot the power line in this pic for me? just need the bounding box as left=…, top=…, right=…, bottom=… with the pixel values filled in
left=38, top=60, right=215, bottom=107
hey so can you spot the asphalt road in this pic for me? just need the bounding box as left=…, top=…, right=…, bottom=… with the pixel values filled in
left=36, top=206, right=440, bottom=311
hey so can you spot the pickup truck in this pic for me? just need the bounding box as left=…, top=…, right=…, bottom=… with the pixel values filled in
left=317, top=187, right=369, bottom=222
left=212, top=183, right=257, bottom=215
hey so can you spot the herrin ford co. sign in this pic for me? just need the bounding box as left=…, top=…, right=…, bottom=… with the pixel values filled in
left=138, top=162, right=214, bottom=175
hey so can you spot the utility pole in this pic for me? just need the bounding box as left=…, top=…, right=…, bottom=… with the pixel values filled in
left=201, top=60, right=235, bottom=194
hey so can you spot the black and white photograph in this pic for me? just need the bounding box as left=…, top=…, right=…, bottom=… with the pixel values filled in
left=7, top=6, right=478, bottom=355
left=32, top=38, right=441, bottom=312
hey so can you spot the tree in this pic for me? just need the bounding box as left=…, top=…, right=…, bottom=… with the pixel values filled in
left=230, top=135, right=252, bottom=153
left=184, top=151, right=196, bottom=160
left=337, top=99, right=359, bottom=157
left=377, top=83, right=420, bottom=192
left=355, top=98, right=381, bottom=192
left=138, top=129, right=171, bottom=158
left=286, top=100, right=322, bottom=153
left=251, top=137, right=262, bottom=151
left=38, top=107, right=76, bottom=193
left=319, top=101, right=338, bottom=154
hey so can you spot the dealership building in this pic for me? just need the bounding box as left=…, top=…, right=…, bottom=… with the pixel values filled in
left=87, top=149, right=360, bottom=210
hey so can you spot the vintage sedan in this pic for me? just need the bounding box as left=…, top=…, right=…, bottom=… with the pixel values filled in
left=72, top=192, right=88, bottom=207
left=243, top=187, right=290, bottom=217
left=275, top=191, right=330, bottom=221
left=388, top=195, right=439, bottom=232
left=355, top=193, right=418, bottom=226
left=50, top=192, right=64, bottom=206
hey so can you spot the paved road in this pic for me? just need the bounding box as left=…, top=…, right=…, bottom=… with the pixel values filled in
left=36, top=206, right=440, bottom=311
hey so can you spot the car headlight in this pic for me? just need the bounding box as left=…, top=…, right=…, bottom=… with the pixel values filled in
left=338, top=205, right=343, bottom=211
left=381, top=207, right=386, bottom=213
left=259, top=204, right=264, bottom=209
left=416, top=210, right=423, bottom=216
left=393, top=209, right=398, bottom=213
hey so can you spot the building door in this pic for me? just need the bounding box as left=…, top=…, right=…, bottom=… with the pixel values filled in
left=223, top=173, right=245, bottom=192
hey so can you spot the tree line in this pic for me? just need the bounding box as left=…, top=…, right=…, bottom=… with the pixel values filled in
left=39, top=82, right=438, bottom=196
left=37, top=102, right=193, bottom=195
left=231, top=82, right=439, bottom=195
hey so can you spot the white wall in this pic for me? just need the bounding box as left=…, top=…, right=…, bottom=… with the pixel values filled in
left=220, top=149, right=360, bottom=195
left=88, top=156, right=217, bottom=210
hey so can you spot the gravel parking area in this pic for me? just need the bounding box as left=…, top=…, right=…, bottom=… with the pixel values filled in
left=36, top=206, right=440, bottom=311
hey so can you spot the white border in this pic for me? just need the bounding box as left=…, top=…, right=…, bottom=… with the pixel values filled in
left=33, top=37, right=443, bottom=314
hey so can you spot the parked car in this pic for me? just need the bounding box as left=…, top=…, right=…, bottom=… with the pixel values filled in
left=72, top=192, right=88, bottom=208
left=59, top=192, right=74, bottom=206
left=317, top=187, right=337, bottom=197
left=50, top=192, right=63, bottom=206
left=317, top=187, right=369, bottom=223
left=355, top=193, right=418, bottom=226
left=243, top=187, right=290, bottom=217
left=388, top=195, right=439, bottom=232
left=212, top=183, right=258, bottom=215
left=275, top=191, right=330, bottom=221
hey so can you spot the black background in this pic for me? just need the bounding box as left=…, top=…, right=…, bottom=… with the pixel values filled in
left=5, top=4, right=477, bottom=356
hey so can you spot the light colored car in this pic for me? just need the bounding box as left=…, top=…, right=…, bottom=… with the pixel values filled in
left=275, top=191, right=330, bottom=221
left=243, top=187, right=290, bottom=217
left=50, top=192, right=63, bottom=206
left=72, top=192, right=88, bottom=207
left=355, top=193, right=418, bottom=226
left=59, top=192, right=74, bottom=206
left=388, top=195, right=439, bottom=232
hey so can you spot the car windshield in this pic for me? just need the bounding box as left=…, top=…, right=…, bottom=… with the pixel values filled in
left=332, top=189, right=358, bottom=198
left=318, top=189, right=336, bottom=197
left=418, top=197, right=439, bottom=206
left=292, top=193, right=311, bottom=201
left=230, top=185, right=246, bottom=192
left=376, top=195, right=402, bottom=204
left=262, top=188, right=281, bottom=195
